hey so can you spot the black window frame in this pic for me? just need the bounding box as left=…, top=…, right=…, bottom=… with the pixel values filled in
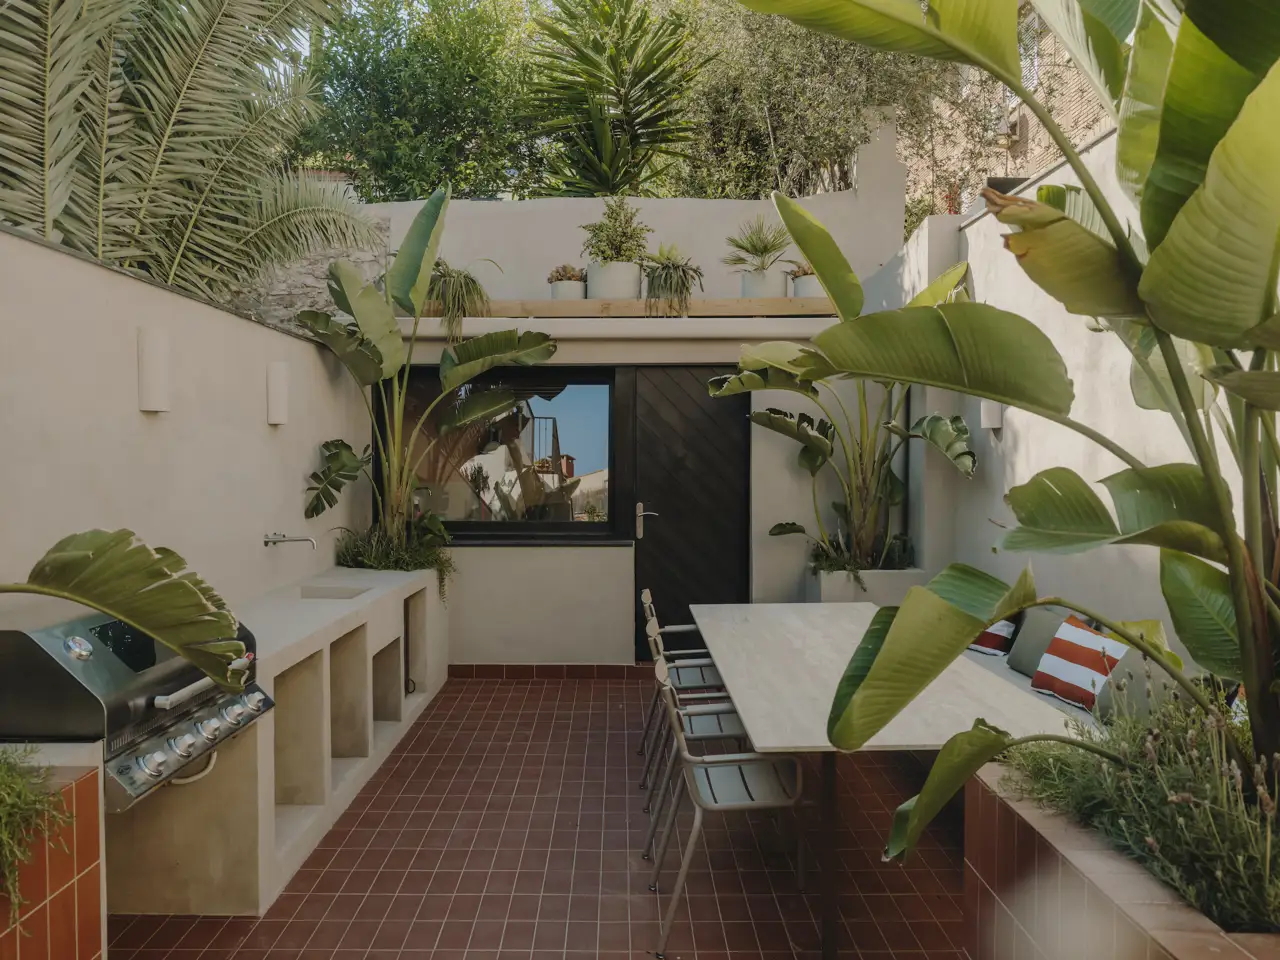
left=391, top=365, right=636, bottom=545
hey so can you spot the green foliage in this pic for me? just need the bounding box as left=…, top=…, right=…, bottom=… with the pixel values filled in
left=580, top=196, right=652, bottom=262
left=0, top=0, right=377, bottom=302
left=336, top=525, right=456, bottom=602
left=531, top=0, right=707, bottom=195
left=0, top=748, right=70, bottom=925
left=721, top=215, right=792, bottom=272
left=430, top=259, right=493, bottom=343
left=298, top=0, right=548, bottom=201
left=548, top=264, right=586, bottom=283
left=306, top=440, right=372, bottom=520
left=1006, top=700, right=1280, bottom=932
left=643, top=244, right=704, bottom=316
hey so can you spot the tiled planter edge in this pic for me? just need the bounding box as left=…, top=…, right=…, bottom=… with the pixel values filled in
left=965, top=762, right=1279, bottom=960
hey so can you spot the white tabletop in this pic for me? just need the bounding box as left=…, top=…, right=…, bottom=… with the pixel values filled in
left=689, top=602, right=1073, bottom=753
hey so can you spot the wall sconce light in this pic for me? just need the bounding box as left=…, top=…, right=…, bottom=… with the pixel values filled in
left=137, top=327, right=170, bottom=413
left=266, top=361, right=289, bottom=425
left=980, top=398, right=1005, bottom=431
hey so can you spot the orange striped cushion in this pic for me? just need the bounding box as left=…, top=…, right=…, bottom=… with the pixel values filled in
left=968, top=618, right=1018, bottom=656
left=1030, top=616, right=1128, bottom=710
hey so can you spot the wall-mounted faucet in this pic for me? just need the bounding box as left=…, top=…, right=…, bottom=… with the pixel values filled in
left=263, top=533, right=317, bottom=549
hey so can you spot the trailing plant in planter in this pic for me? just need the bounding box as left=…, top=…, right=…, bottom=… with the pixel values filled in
left=580, top=196, right=652, bottom=264
left=709, top=256, right=975, bottom=576
left=301, top=183, right=558, bottom=574
left=738, top=0, right=1280, bottom=898
left=643, top=244, right=704, bottom=317
left=430, top=259, right=495, bottom=343
left=0, top=748, right=70, bottom=924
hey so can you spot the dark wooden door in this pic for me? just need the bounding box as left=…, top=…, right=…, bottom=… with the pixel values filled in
left=632, top=366, right=751, bottom=659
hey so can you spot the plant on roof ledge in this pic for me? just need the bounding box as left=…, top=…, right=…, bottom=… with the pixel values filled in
left=580, top=196, right=652, bottom=264
left=643, top=244, right=704, bottom=317
left=299, top=183, right=558, bottom=574
left=735, top=0, right=1280, bottom=922
left=722, top=215, right=793, bottom=274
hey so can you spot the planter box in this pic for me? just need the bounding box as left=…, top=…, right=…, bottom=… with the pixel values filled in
left=792, top=274, right=823, bottom=297
left=804, top=568, right=930, bottom=605
left=549, top=279, right=585, bottom=300
left=740, top=269, right=787, bottom=298
left=966, top=763, right=1277, bottom=960
left=586, top=261, right=641, bottom=299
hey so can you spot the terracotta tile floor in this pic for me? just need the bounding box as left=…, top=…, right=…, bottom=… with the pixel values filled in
left=109, top=679, right=966, bottom=959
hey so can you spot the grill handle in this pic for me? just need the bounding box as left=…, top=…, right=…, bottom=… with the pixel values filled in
left=152, top=657, right=251, bottom=710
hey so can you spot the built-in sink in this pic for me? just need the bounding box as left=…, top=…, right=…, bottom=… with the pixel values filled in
left=299, top=584, right=371, bottom=601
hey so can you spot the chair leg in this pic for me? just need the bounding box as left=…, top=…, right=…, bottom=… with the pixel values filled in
left=794, top=811, right=806, bottom=892
left=655, top=804, right=704, bottom=960
left=642, top=742, right=679, bottom=856
left=638, top=686, right=660, bottom=756
left=641, top=725, right=671, bottom=799
left=648, top=776, right=686, bottom=892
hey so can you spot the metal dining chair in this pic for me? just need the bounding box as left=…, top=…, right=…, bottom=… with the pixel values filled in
left=647, top=677, right=804, bottom=960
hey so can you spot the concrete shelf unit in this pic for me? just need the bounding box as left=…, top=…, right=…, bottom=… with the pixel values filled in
left=103, top=568, right=449, bottom=918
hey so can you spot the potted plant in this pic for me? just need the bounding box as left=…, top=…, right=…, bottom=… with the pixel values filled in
left=723, top=215, right=792, bottom=298
left=580, top=196, right=651, bottom=299
left=0, top=748, right=71, bottom=926
left=787, top=260, right=823, bottom=298
left=547, top=264, right=586, bottom=300
left=710, top=250, right=974, bottom=605
left=430, top=258, right=495, bottom=342
left=300, top=183, right=558, bottom=587
left=643, top=244, right=704, bottom=317
left=742, top=0, right=1280, bottom=939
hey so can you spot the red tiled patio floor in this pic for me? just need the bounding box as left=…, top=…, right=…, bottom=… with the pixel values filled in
left=109, top=679, right=965, bottom=959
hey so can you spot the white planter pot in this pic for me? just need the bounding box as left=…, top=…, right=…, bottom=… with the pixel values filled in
left=549, top=280, right=586, bottom=300
left=740, top=269, right=788, bottom=298
left=587, top=261, right=641, bottom=299
left=792, top=274, right=823, bottom=298
left=804, top=568, right=930, bottom=606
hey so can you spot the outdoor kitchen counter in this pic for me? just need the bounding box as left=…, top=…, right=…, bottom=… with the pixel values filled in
left=104, top=567, right=449, bottom=918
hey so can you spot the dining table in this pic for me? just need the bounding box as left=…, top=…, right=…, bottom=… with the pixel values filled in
left=688, top=601, right=1074, bottom=960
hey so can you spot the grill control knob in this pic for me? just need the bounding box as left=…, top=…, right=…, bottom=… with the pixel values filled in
left=223, top=703, right=247, bottom=726
left=169, top=733, right=197, bottom=758
left=138, top=750, right=167, bottom=778
left=245, top=691, right=267, bottom=712
left=196, top=718, right=221, bottom=741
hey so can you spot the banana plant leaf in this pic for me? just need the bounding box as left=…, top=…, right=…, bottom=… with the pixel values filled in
left=305, top=440, right=372, bottom=519
left=1030, top=0, right=1132, bottom=116
left=1204, top=367, right=1280, bottom=410
left=297, top=311, right=386, bottom=388
left=1159, top=548, right=1242, bottom=680
left=708, top=366, right=819, bottom=400
left=769, top=522, right=808, bottom=537
left=772, top=193, right=864, bottom=320
left=327, top=261, right=405, bottom=378
left=886, top=414, right=977, bottom=479
left=1116, top=3, right=1177, bottom=202
left=811, top=303, right=1075, bottom=418
left=439, top=389, right=517, bottom=433
left=1130, top=335, right=1216, bottom=411
left=905, top=262, right=969, bottom=308
left=439, top=330, right=558, bottom=393
left=1140, top=58, right=1280, bottom=345
left=387, top=184, right=451, bottom=317
left=1184, top=0, right=1280, bottom=78
left=739, top=341, right=839, bottom=381
left=0, top=530, right=247, bottom=690
left=749, top=408, right=835, bottom=473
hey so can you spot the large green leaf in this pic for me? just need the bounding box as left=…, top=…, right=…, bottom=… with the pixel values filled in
left=737, top=0, right=1022, bottom=85
left=1159, top=549, right=1242, bottom=679
left=1183, top=0, right=1280, bottom=78
left=327, top=261, right=405, bottom=378
left=1117, top=3, right=1177, bottom=202
left=708, top=366, right=819, bottom=400
left=885, top=720, right=1014, bottom=860
left=739, top=341, right=839, bottom=381
left=827, top=605, right=898, bottom=742
left=438, top=330, right=558, bottom=393
left=887, top=414, right=977, bottom=479
left=812, top=303, right=1075, bottom=418
left=1002, top=468, right=1119, bottom=553
left=439, top=388, right=518, bottom=433
left=305, top=440, right=371, bottom=519
left=1205, top=368, right=1280, bottom=410
left=749, top=409, right=835, bottom=469
left=905, top=262, right=970, bottom=308
left=1140, top=19, right=1260, bottom=250
left=984, top=189, right=1142, bottom=319
left=772, top=193, right=863, bottom=320
left=1129, top=335, right=1216, bottom=411
left=0, top=530, right=246, bottom=690
left=1140, top=59, right=1280, bottom=345
left=387, top=184, right=451, bottom=317
left=1100, top=463, right=1224, bottom=536
left=297, top=310, right=385, bottom=387
left=1031, top=0, right=1131, bottom=115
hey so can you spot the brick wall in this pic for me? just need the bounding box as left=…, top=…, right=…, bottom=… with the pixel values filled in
left=0, top=769, right=103, bottom=960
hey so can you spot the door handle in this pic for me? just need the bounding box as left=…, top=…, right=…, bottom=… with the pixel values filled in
left=636, top=502, right=659, bottom=539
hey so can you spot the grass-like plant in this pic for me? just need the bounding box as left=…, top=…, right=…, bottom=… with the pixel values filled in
left=580, top=196, right=652, bottom=263
left=336, top=523, right=456, bottom=600
left=722, top=215, right=793, bottom=272
left=430, top=259, right=494, bottom=343
left=643, top=244, right=704, bottom=317
left=0, top=748, right=70, bottom=925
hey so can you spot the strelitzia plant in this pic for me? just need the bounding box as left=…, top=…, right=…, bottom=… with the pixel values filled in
left=300, top=184, right=558, bottom=547
left=735, top=0, right=1280, bottom=861
left=709, top=257, right=977, bottom=575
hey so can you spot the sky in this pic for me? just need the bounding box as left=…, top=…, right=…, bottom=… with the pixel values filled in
left=529, top=384, right=610, bottom=475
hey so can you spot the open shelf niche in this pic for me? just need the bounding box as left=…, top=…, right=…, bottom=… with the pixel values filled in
left=329, top=625, right=370, bottom=793
left=273, top=649, right=327, bottom=855
left=372, top=637, right=404, bottom=753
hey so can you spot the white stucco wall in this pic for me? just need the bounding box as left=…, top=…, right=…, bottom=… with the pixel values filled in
left=374, top=124, right=906, bottom=301
left=0, top=231, right=371, bottom=630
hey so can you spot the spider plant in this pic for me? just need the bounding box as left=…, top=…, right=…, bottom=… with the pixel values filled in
left=722, top=215, right=793, bottom=273
left=643, top=244, right=704, bottom=317
left=430, top=259, right=495, bottom=343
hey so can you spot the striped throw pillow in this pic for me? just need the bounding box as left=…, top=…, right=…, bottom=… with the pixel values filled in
left=1031, top=616, right=1128, bottom=710
left=969, top=619, right=1018, bottom=656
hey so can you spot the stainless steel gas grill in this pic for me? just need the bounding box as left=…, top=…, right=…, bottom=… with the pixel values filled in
left=0, top=613, right=273, bottom=811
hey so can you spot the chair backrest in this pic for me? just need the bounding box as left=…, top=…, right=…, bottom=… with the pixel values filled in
left=655, top=666, right=694, bottom=758
left=644, top=617, right=666, bottom=660
left=640, top=588, right=653, bottom=605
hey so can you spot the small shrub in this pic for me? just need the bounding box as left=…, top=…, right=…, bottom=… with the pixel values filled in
left=1006, top=690, right=1280, bottom=933
left=0, top=748, right=70, bottom=925
left=787, top=260, right=815, bottom=278
left=547, top=264, right=585, bottom=283
left=336, top=524, right=456, bottom=601
left=580, top=196, right=652, bottom=263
